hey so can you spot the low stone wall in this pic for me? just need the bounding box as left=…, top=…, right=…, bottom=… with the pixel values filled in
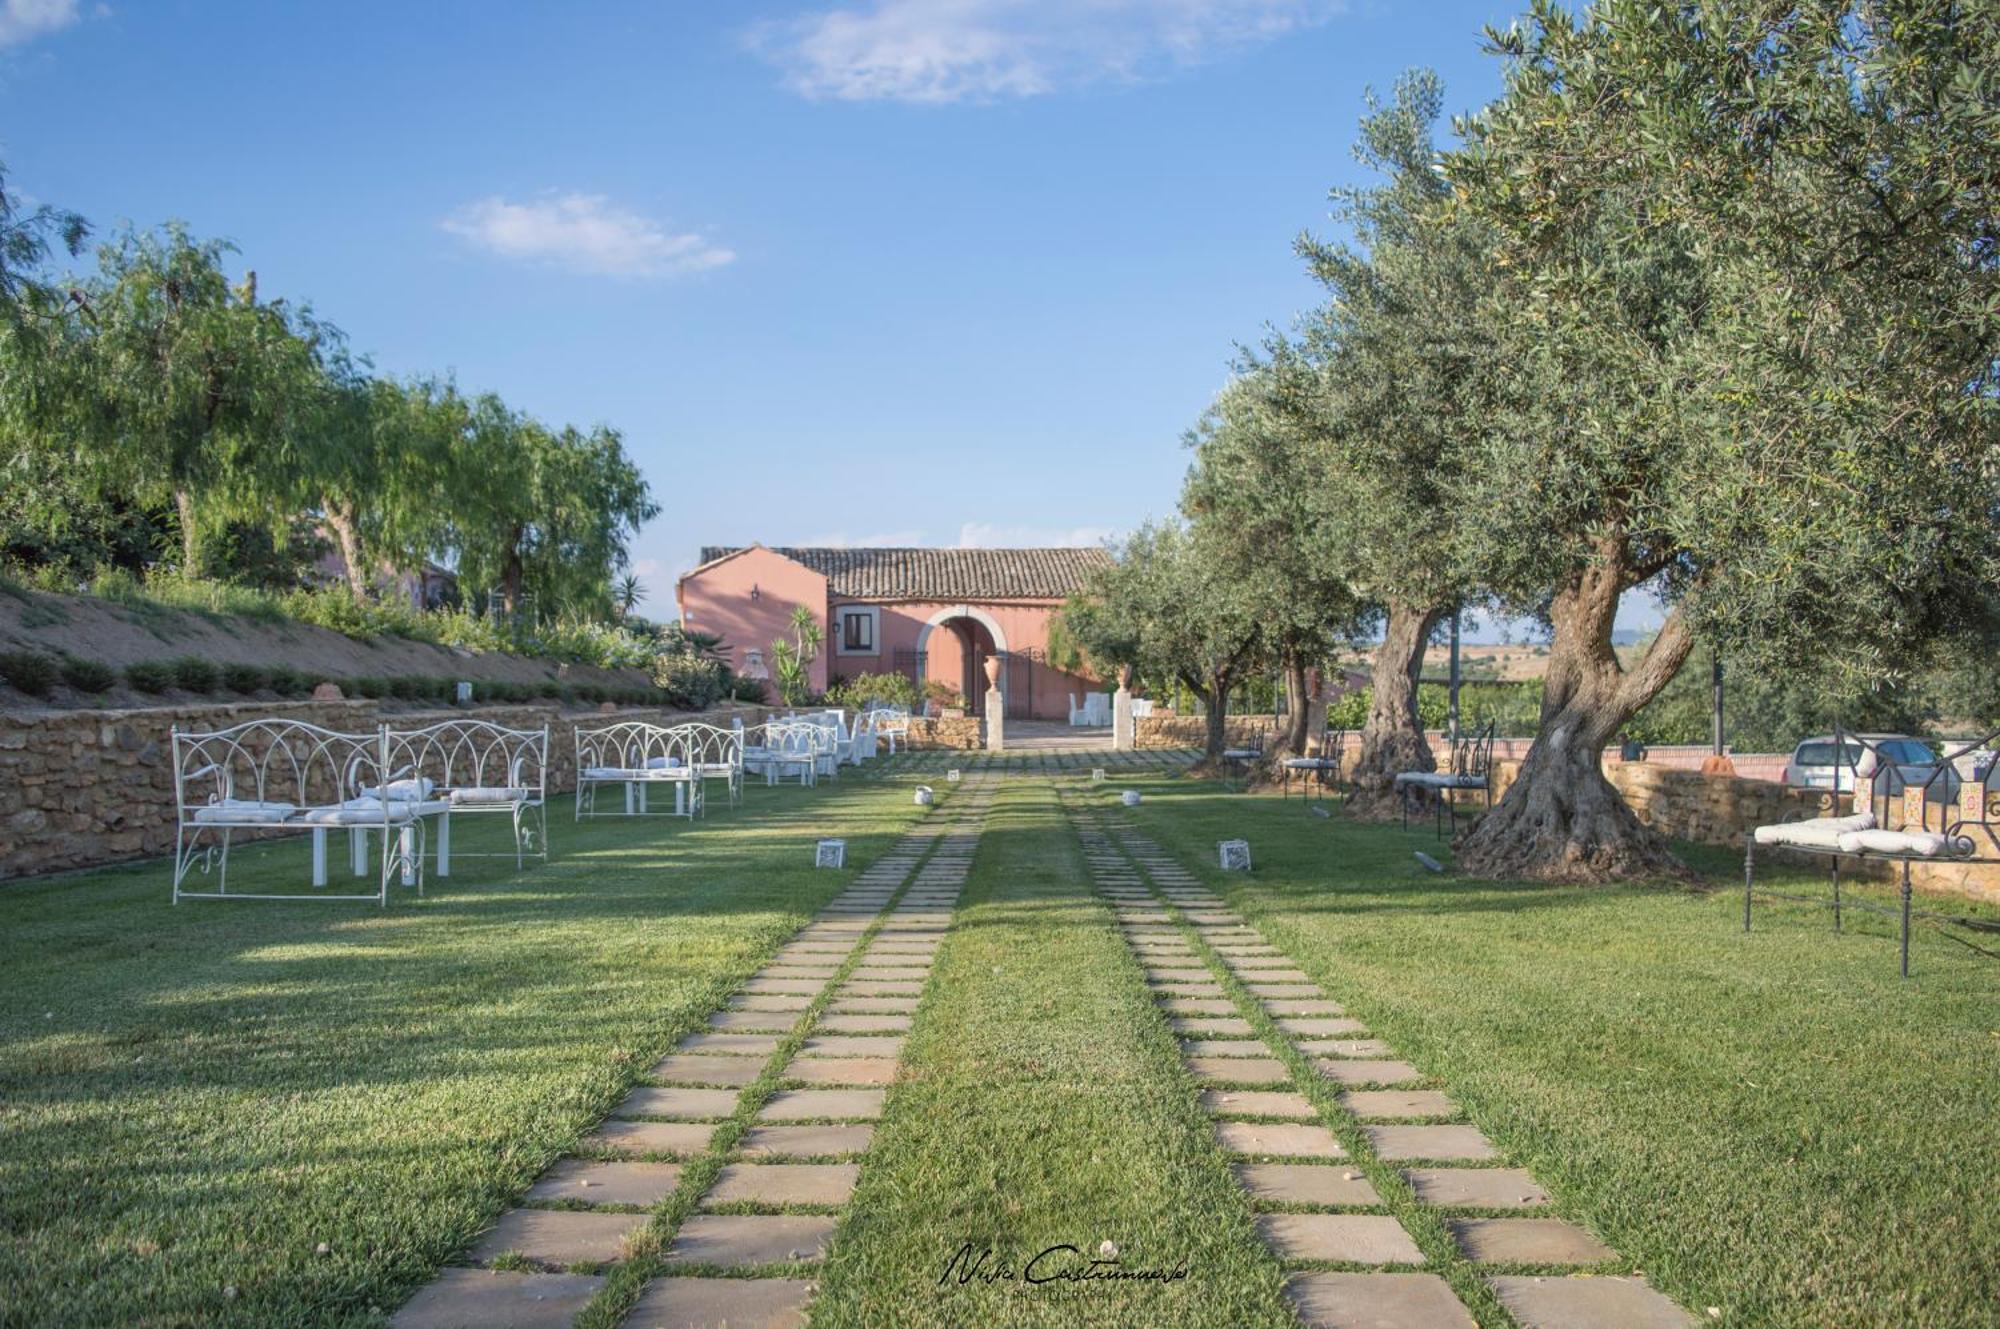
left=0, top=699, right=776, bottom=882
left=1486, top=757, right=1998, bottom=904
left=903, top=714, right=982, bottom=750
left=1134, top=713, right=1276, bottom=749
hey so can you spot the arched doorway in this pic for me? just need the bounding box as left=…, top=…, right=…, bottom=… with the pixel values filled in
left=914, top=607, right=1009, bottom=718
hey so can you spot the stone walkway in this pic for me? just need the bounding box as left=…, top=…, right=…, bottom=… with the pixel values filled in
left=867, top=746, right=1197, bottom=778
left=391, top=775, right=995, bottom=1329
left=1060, top=787, right=1696, bottom=1329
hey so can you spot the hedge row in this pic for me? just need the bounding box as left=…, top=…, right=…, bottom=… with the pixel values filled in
left=0, top=650, right=668, bottom=708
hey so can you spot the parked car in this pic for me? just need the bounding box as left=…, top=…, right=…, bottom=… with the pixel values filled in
left=1782, top=734, right=1962, bottom=802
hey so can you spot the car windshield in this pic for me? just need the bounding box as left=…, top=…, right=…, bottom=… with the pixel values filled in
left=1795, top=741, right=1861, bottom=767
left=1878, top=740, right=1937, bottom=766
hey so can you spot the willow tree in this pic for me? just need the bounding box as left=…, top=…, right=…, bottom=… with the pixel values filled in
left=69, top=225, right=316, bottom=573
left=440, top=398, right=657, bottom=619
left=1288, top=69, right=1494, bottom=814
left=1182, top=360, right=1363, bottom=757
left=1448, top=0, right=2000, bottom=880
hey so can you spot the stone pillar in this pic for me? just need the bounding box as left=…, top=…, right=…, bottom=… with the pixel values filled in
left=1112, top=686, right=1134, bottom=751
left=984, top=690, right=1006, bottom=751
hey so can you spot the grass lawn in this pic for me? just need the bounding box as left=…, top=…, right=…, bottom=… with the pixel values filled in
left=0, top=777, right=925, bottom=1328
left=1104, top=773, right=2000, bottom=1328
left=809, top=777, right=1295, bottom=1327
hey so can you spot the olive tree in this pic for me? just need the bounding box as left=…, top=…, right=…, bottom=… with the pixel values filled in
left=1447, top=0, right=2000, bottom=880
left=1286, top=70, right=1495, bottom=814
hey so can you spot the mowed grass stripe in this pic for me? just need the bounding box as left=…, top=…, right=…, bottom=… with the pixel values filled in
left=806, top=777, right=1293, bottom=1328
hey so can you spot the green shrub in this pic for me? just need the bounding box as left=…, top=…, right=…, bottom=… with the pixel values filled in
left=388, top=676, right=424, bottom=700
left=58, top=654, right=116, bottom=693
left=221, top=663, right=267, bottom=694
left=264, top=664, right=308, bottom=697
left=827, top=670, right=919, bottom=712
left=731, top=675, right=770, bottom=704
left=534, top=677, right=563, bottom=699
left=353, top=676, right=389, bottom=699
left=125, top=660, right=174, bottom=693
left=170, top=656, right=219, bottom=693
left=0, top=650, right=59, bottom=697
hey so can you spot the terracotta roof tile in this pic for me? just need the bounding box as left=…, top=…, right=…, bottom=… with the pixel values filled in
left=696, top=545, right=1108, bottom=601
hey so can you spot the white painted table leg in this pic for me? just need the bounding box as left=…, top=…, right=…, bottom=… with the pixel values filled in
left=312, top=829, right=328, bottom=887
left=399, top=825, right=416, bottom=886
left=437, top=813, right=451, bottom=878
left=350, top=828, right=367, bottom=876
left=625, top=783, right=637, bottom=815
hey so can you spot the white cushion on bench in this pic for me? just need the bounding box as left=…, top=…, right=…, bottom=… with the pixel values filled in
left=295, top=798, right=418, bottom=826
left=190, top=799, right=295, bottom=824
left=1836, top=828, right=1975, bottom=857
left=448, top=786, right=531, bottom=805
left=1753, top=812, right=1874, bottom=849
left=1395, top=771, right=1488, bottom=789
left=363, top=777, right=435, bottom=801
left=583, top=765, right=692, bottom=781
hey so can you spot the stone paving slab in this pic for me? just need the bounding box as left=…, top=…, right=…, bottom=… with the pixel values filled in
left=1160, top=997, right=1240, bottom=1016
left=733, top=994, right=816, bottom=1012
left=758, top=1089, right=885, bottom=1121
left=1314, top=1059, right=1422, bottom=1087
left=1283, top=1272, right=1476, bottom=1329
left=1277, top=1016, right=1370, bottom=1037
left=815, top=1013, right=914, bottom=1034
left=614, top=1087, right=739, bottom=1120
left=1265, top=1001, right=1349, bottom=1018
left=526, top=1159, right=681, bottom=1208
left=469, top=1209, right=646, bottom=1268
left=1487, top=1275, right=1695, bottom=1328
left=391, top=1268, right=604, bottom=1329
left=785, top=1057, right=899, bottom=1085
left=676, top=1034, right=782, bottom=1057
left=708, top=1011, right=796, bottom=1033
left=838, top=980, right=924, bottom=996
left=1403, top=1168, right=1550, bottom=1210
left=704, top=1162, right=860, bottom=1207
left=662, top=1214, right=838, bottom=1267
left=1171, top=1016, right=1255, bottom=1036
left=623, top=1276, right=816, bottom=1329
left=1257, top=1213, right=1424, bottom=1265
left=1340, top=1090, right=1458, bottom=1120
left=799, top=1035, right=905, bottom=1058
left=736, top=1124, right=876, bottom=1158
left=1215, top=1121, right=1346, bottom=1159
left=1182, top=1038, right=1272, bottom=1057
left=1366, top=1125, right=1497, bottom=1162
left=1233, top=1163, right=1381, bottom=1208
left=760, top=966, right=841, bottom=979
left=584, top=1120, right=720, bottom=1157
left=827, top=996, right=919, bottom=1014
left=1451, top=1219, right=1614, bottom=1265
left=740, top=978, right=828, bottom=996
left=1201, top=1089, right=1318, bottom=1119
left=1244, top=983, right=1325, bottom=998
left=1227, top=964, right=1312, bottom=980
left=1185, top=1056, right=1291, bottom=1085
left=849, top=966, right=929, bottom=981
left=1302, top=1038, right=1395, bottom=1059
left=649, top=1055, right=765, bottom=1087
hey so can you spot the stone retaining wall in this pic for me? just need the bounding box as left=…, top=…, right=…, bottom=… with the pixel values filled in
left=0, top=699, right=778, bottom=882
left=903, top=714, right=982, bottom=750
left=1133, top=713, right=1277, bottom=749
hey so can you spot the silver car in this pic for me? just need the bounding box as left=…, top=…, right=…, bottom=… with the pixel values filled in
left=1782, top=734, right=1962, bottom=801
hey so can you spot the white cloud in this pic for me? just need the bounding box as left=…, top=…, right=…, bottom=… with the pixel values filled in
left=440, top=193, right=734, bottom=279
left=956, top=521, right=1115, bottom=549
left=0, top=0, right=80, bottom=48
left=749, top=0, right=1343, bottom=104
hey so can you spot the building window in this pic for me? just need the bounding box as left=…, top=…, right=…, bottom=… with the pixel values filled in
left=836, top=606, right=879, bottom=656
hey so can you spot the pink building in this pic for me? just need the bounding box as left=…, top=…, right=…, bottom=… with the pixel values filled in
left=677, top=545, right=1110, bottom=720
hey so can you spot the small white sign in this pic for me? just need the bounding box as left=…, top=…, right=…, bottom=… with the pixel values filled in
left=815, top=838, right=846, bottom=868
left=1121, top=790, right=1142, bottom=807
left=1091, top=768, right=1107, bottom=782
left=455, top=681, right=473, bottom=704
left=947, top=769, right=961, bottom=782
left=914, top=786, right=935, bottom=806
left=1218, top=839, right=1252, bottom=871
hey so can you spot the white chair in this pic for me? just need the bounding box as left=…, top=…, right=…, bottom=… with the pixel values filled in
left=1068, top=692, right=1087, bottom=726
left=171, top=719, right=427, bottom=905
left=574, top=722, right=703, bottom=819
left=1130, top=698, right=1156, bottom=719
left=678, top=722, right=745, bottom=809
left=871, top=705, right=910, bottom=754
left=1085, top=692, right=1112, bottom=726
left=385, top=719, right=548, bottom=875
left=745, top=721, right=821, bottom=787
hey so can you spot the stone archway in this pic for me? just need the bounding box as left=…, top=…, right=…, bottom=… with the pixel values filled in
left=914, top=606, right=1009, bottom=718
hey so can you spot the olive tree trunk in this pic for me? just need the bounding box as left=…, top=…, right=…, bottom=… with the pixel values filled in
left=1455, top=550, right=1697, bottom=881
left=1345, top=602, right=1442, bottom=819
left=323, top=502, right=369, bottom=597
left=1279, top=650, right=1313, bottom=756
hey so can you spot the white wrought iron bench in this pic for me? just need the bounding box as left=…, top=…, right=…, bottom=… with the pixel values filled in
left=574, top=721, right=705, bottom=820
left=385, top=719, right=549, bottom=874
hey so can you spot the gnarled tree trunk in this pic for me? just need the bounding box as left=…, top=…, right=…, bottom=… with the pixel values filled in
left=1455, top=548, right=1697, bottom=881
left=1346, top=601, right=1442, bottom=819
left=323, top=502, right=368, bottom=597
left=1278, top=650, right=1313, bottom=757
left=173, top=487, right=199, bottom=574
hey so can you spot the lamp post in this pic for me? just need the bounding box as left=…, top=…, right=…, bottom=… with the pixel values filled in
left=1711, top=652, right=1725, bottom=756
left=1447, top=607, right=1462, bottom=742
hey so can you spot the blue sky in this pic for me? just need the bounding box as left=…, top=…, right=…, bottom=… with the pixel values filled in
left=0, top=0, right=1656, bottom=638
